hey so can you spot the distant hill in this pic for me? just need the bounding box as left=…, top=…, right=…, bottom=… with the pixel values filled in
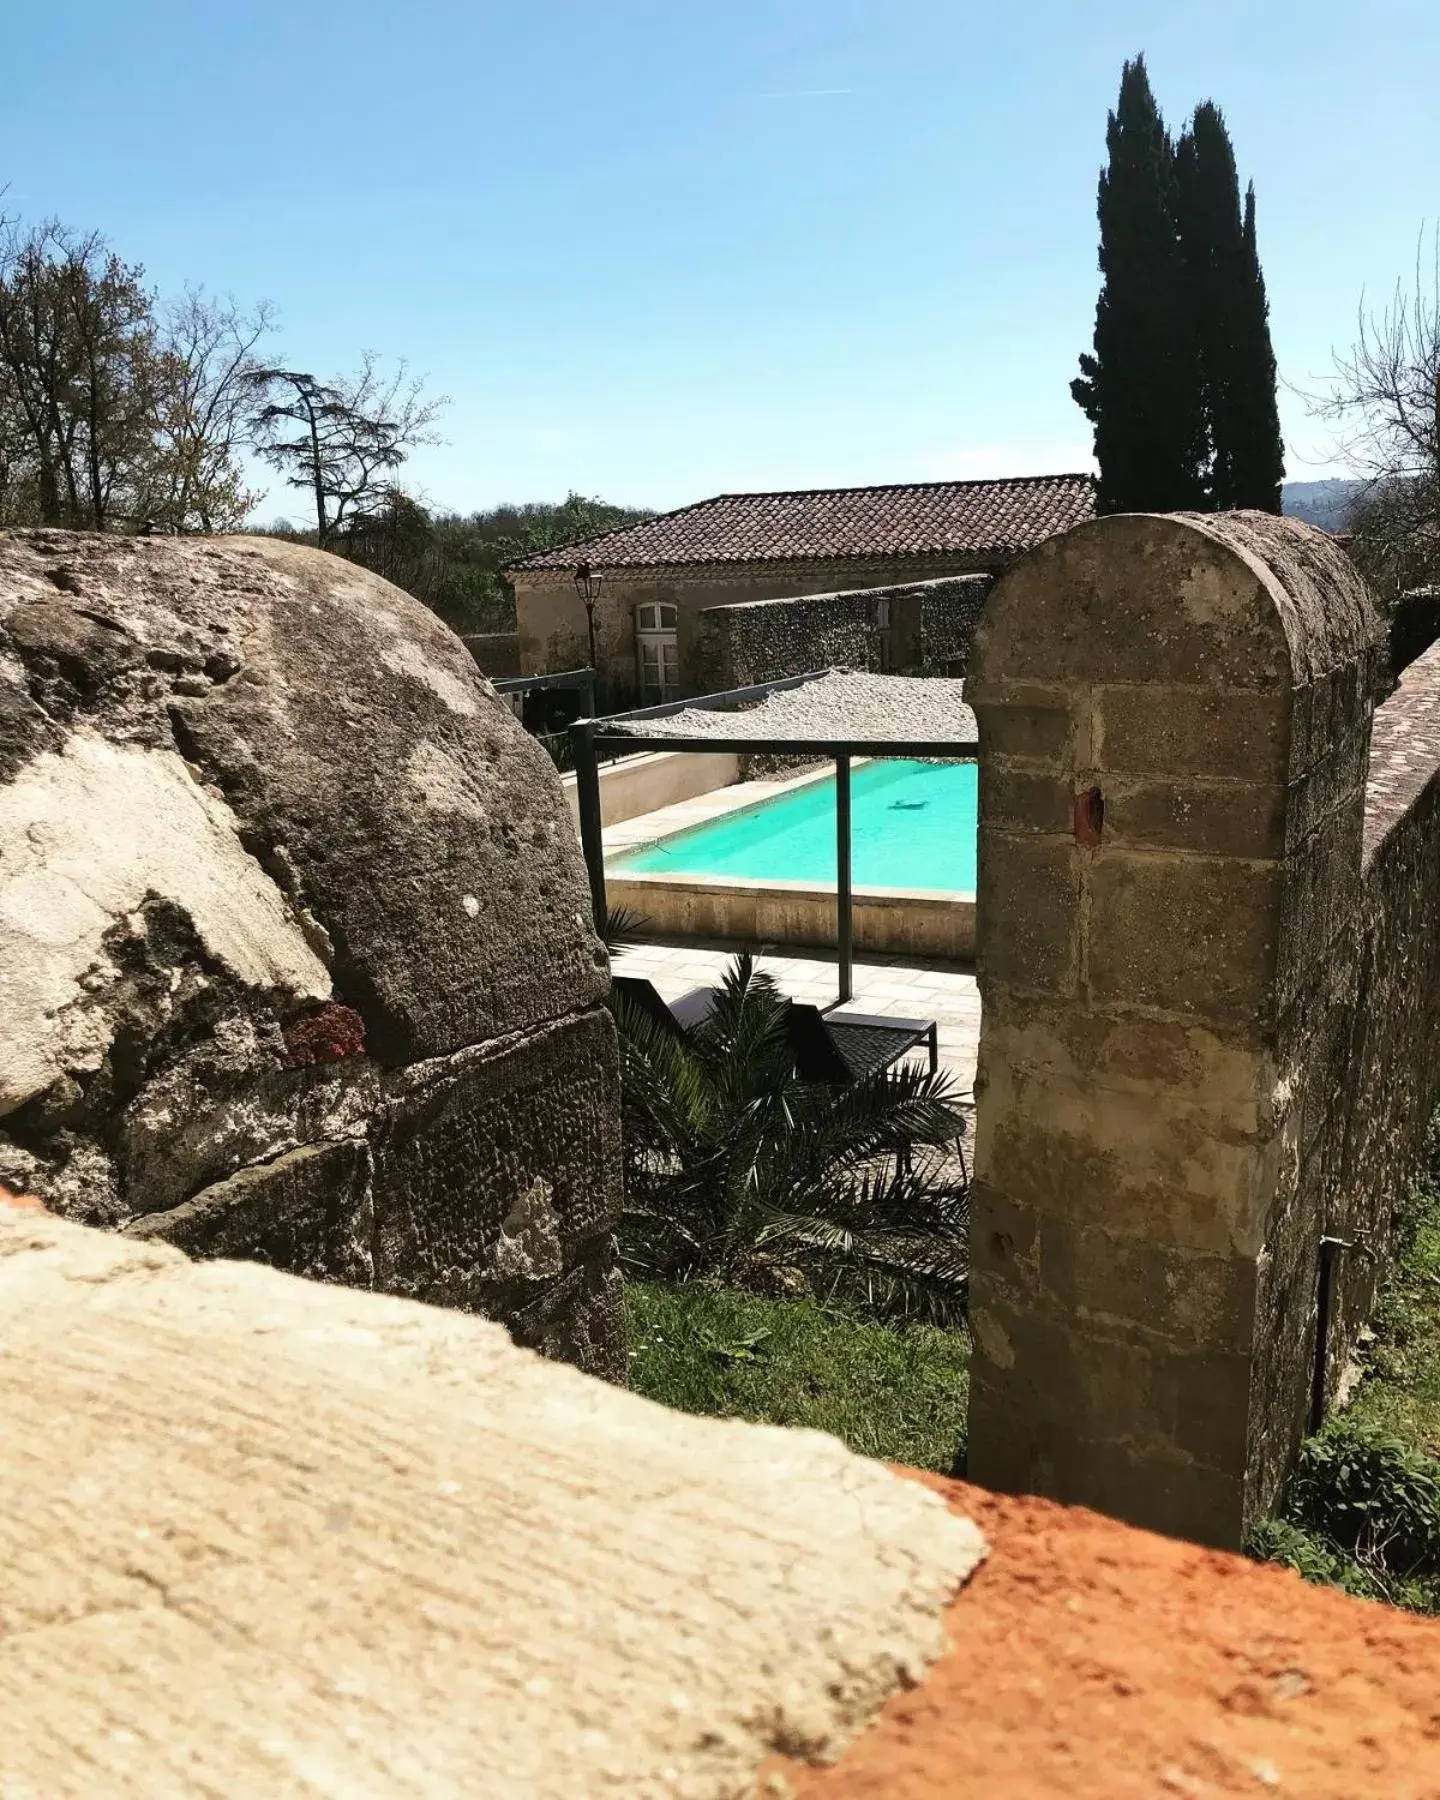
left=1282, top=479, right=1364, bottom=533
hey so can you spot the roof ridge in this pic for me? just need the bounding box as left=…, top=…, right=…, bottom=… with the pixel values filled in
left=703, top=472, right=1095, bottom=503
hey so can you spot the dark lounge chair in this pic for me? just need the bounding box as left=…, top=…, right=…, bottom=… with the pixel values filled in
left=611, top=974, right=719, bottom=1035
left=611, top=975, right=937, bottom=1087
left=785, top=1002, right=939, bottom=1085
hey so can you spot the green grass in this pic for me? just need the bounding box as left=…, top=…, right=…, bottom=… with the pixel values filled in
left=1251, top=1141, right=1440, bottom=1612
left=1345, top=1166, right=1440, bottom=1453
left=625, top=1281, right=970, bottom=1472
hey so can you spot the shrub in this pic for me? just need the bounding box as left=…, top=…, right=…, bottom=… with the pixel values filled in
left=611, top=953, right=970, bottom=1324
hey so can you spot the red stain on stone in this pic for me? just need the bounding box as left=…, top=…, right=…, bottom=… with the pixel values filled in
left=282, top=1003, right=367, bottom=1067
left=0, top=1184, right=47, bottom=1212
left=1074, top=785, right=1104, bottom=846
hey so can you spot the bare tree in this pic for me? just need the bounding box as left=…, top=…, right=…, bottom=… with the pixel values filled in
left=1311, top=233, right=1440, bottom=596
left=149, top=289, right=275, bottom=532
left=248, top=355, right=446, bottom=547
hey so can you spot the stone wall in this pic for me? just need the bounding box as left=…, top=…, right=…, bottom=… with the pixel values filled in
left=964, top=511, right=1396, bottom=1548
left=0, top=530, right=623, bottom=1379
left=690, top=573, right=994, bottom=694
left=1322, top=642, right=1440, bottom=1400
left=512, top=555, right=999, bottom=701
left=461, top=630, right=521, bottom=677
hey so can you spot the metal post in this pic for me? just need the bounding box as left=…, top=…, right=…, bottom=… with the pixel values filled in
left=835, top=754, right=853, bottom=1005
left=571, top=719, right=607, bottom=935
left=582, top=669, right=597, bottom=721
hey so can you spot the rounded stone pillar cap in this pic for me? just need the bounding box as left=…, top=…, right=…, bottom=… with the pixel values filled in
left=968, top=510, right=1384, bottom=700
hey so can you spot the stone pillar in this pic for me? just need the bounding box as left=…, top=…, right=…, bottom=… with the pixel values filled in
left=964, top=512, right=1385, bottom=1548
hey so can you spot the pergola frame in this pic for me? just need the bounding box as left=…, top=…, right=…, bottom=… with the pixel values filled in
left=569, top=669, right=978, bottom=1005
left=491, top=666, right=597, bottom=718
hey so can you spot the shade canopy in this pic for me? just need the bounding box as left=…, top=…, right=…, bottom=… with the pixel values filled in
left=600, top=669, right=977, bottom=752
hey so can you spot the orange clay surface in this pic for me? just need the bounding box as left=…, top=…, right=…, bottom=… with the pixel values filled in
left=773, top=1474, right=1440, bottom=1800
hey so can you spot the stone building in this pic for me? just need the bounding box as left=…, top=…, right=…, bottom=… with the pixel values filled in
left=509, top=473, right=1095, bottom=703
left=0, top=529, right=623, bottom=1378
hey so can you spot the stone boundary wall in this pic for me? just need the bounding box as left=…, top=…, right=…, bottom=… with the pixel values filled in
left=1324, top=640, right=1440, bottom=1386
left=462, top=631, right=522, bottom=678
left=692, top=574, right=993, bottom=694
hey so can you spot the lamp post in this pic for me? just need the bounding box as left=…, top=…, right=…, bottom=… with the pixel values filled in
left=573, top=561, right=603, bottom=679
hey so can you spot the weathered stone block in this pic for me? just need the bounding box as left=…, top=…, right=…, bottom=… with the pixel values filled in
left=125, top=1139, right=373, bottom=1286
left=1100, top=775, right=1286, bottom=859
left=1085, top=853, right=1282, bottom=1026
left=1036, top=1212, right=1255, bottom=1353
left=979, top=763, right=1074, bottom=836
left=975, top=834, right=1079, bottom=996
left=971, top=1280, right=1251, bottom=1474
left=975, top=1073, right=1270, bottom=1255
left=978, top=989, right=1263, bottom=1103
left=971, top=693, right=1074, bottom=769
left=1048, top=1434, right=1248, bottom=1549
left=1096, top=686, right=1290, bottom=783
left=371, top=1009, right=621, bottom=1318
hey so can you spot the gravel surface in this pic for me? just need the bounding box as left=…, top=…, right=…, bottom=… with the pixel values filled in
left=614, top=670, right=977, bottom=745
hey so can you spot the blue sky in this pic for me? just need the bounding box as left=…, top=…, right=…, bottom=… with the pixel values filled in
left=4, top=1, right=1438, bottom=517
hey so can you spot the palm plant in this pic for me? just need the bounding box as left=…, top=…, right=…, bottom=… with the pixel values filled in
left=610, top=952, right=970, bottom=1324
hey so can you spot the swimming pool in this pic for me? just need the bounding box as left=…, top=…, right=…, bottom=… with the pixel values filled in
left=612, top=759, right=978, bottom=894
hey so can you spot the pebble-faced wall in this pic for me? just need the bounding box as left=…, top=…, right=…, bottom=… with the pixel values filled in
left=965, top=511, right=1388, bottom=1547
left=0, top=530, right=623, bottom=1379
left=692, top=574, right=993, bottom=693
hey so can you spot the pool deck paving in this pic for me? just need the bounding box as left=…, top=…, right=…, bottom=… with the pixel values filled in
left=611, top=935, right=981, bottom=1102
left=601, top=765, right=833, bottom=862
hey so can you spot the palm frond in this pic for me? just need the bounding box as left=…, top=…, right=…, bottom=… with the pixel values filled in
left=609, top=949, right=971, bottom=1320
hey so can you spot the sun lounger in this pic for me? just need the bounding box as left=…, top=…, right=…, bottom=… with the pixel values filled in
left=611, top=975, right=938, bottom=1087
left=786, top=1003, right=939, bottom=1085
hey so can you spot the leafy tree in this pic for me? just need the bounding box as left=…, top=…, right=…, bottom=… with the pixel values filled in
left=1175, top=103, right=1284, bottom=511
left=0, top=219, right=160, bottom=529
left=611, top=953, right=970, bottom=1323
left=312, top=489, right=655, bottom=635
left=248, top=356, right=447, bottom=547
left=0, top=218, right=267, bottom=533
left=1072, top=56, right=1205, bottom=514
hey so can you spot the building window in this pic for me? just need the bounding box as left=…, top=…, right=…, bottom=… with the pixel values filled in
left=635, top=603, right=679, bottom=703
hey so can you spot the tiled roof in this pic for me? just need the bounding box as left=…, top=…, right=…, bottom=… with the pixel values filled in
left=510, top=474, right=1096, bottom=572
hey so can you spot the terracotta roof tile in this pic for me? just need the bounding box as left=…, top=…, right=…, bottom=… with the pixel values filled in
left=511, top=474, right=1096, bottom=572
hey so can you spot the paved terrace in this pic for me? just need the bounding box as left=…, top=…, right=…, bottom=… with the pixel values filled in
left=612, top=933, right=980, bottom=1099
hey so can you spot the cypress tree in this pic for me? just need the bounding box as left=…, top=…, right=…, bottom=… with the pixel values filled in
left=1071, top=55, right=1205, bottom=514
left=1175, top=103, right=1285, bottom=513
left=1229, top=182, right=1285, bottom=511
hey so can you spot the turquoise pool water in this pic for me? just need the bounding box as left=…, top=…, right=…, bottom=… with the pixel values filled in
left=613, top=759, right=979, bottom=893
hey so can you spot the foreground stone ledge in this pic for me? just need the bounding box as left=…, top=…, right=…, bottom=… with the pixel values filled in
left=0, top=1211, right=985, bottom=1800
